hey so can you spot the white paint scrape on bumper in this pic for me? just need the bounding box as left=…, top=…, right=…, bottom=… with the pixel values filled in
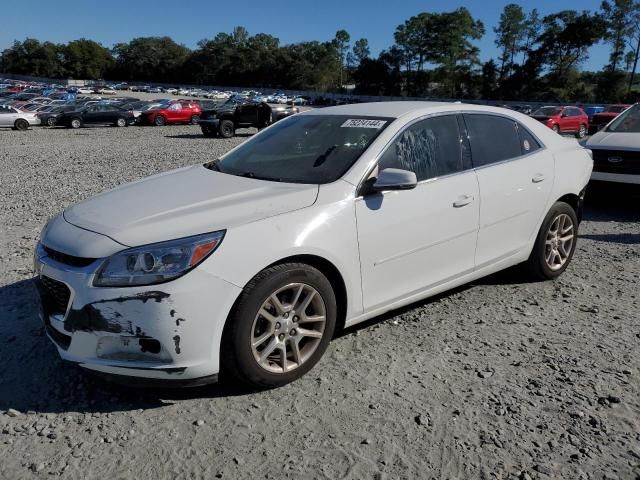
left=34, top=243, right=242, bottom=383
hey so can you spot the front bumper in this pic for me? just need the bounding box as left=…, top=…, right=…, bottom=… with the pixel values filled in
left=34, top=242, right=242, bottom=383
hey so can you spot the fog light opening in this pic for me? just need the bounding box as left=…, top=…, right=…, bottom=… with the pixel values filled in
left=139, top=338, right=161, bottom=354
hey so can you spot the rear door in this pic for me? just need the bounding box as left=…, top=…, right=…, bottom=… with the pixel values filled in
left=464, top=113, right=554, bottom=267
left=355, top=114, right=479, bottom=310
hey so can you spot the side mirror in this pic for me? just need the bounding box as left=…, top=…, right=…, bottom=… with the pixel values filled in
left=364, top=168, right=417, bottom=195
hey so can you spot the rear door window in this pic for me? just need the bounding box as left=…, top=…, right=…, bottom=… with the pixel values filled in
left=463, top=114, right=522, bottom=167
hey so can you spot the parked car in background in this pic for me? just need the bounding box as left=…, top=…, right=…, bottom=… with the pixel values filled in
left=583, top=106, right=605, bottom=122
left=57, top=104, right=135, bottom=128
left=141, top=101, right=202, bottom=126
left=531, top=106, right=589, bottom=138
left=0, top=105, right=41, bottom=129
left=37, top=105, right=80, bottom=126
left=588, top=104, right=630, bottom=135
left=586, top=103, right=640, bottom=184
left=198, top=98, right=298, bottom=137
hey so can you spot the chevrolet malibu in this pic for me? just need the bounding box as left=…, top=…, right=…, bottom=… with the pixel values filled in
left=35, top=102, right=593, bottom=388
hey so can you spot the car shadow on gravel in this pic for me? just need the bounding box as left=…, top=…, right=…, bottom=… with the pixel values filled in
left=584, top=182, right=640, bottom=222
left=0, top=279, right=257, bottom=416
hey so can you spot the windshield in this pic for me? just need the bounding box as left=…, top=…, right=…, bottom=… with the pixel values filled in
left=606, top=104, right=640, bottom=132
left=605, top=105, right=628, bottom=113
left=212, top=115, right=392, bottom=184
left=533, top=107, right=562, bottom=116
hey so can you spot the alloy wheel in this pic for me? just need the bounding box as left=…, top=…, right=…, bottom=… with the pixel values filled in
left=544, top=213, right=575, bottom=271
left=250, top=283, right=326, bottom=374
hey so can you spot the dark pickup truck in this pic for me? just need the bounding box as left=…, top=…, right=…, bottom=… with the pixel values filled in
left=198, top=98, right=298, bottom=138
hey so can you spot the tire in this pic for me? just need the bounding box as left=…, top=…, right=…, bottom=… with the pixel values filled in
left=115, top=117, right=127, bottom=127
left=190, top=115, right=200, bottom=125
left=14, top=119, right=29, bottom=131
left=70, top=118, right=82, bottom=129
left=525, top=201, right=578, bottom=280
left=154, top=115, right=166, bottom=126
left=552, top=125, right=560, bottom=134
left=46, top=117, right=56, bottom=127
left=576, top=124, right=587, bottom=139
left=218, top=119, right=235, bottom=138
left=221, top=263, right=337, bottom=389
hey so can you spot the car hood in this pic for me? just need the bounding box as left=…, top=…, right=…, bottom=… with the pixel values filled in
left=63, top=165, right=319, bottom=247
left=585, top=131, right=640, bottom=151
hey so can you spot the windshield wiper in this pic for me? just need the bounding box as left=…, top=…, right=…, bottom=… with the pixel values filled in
left=238, top=171, right=284, bottom=182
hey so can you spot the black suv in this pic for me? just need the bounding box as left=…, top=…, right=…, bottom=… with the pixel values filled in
left=198, top=98, right=298, bottom=138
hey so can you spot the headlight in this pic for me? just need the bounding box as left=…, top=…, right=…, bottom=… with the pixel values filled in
left=93, top=231, right=225, bottom=287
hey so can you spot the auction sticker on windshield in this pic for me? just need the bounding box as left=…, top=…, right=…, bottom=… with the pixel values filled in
left=341, top=119, right=387, bottom=129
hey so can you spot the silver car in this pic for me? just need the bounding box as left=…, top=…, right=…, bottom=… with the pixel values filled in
left=0, top=105, right=41, bottom=130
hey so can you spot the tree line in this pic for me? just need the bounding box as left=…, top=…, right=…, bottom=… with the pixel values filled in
left=2, top=1, right=640, bottom=103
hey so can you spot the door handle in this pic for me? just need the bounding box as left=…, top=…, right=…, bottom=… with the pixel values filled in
left=453, top=195, right=474, bottom=208
left=532, top=174, right=545, bottom=183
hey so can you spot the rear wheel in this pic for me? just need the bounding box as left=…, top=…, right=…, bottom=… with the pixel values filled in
left=70, top=118, right=82, bottom=129
left=154, top=115, right=166, bottom=126
left=552, top=125, right=560, bottom=134
left=218, top=119, right=235, bottom=138
left=14, top=119, right=29, bottom=131
left=576, top=124, right=587, bottom=139
left=190, top=115, right=200, bottom=125
left=525, top=202, right=578, bottom=280
left=221, top=263, right=337, bottom=389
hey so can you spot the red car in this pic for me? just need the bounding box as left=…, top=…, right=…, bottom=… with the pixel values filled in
left=531, top=106, right=589, bottom=138
left=142, top=101, right=202, bottom=126
left=588, top=104, right=630, bottom=134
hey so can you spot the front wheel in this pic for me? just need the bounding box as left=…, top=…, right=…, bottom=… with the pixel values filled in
left=576, top=124, right=587, bottom=139
left=552, top=125, right=560, bottom=134
left=46, top=117, right=56, bottom=127
left=221, top=263, right=337, bottom=389
left=218, top=119, right=235, bottom=138
left=115, top=117, right=127, bottom=127
left=70, top=118, right=82, bottom=129
left=154, top=115, right=166, bottom=126
left=525, top=202, right=578, bottom=280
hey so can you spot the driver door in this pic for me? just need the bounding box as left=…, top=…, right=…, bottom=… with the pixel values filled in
left=355, top=114, right=480, bottom=311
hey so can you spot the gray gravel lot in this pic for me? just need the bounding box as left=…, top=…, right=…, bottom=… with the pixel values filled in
left=0, top=123, right=639, bottom=480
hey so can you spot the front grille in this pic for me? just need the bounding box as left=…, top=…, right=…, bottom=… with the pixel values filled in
left=39, top=276, right=71, bottom=315
left=592, top=149, right=640, bottom=175
left=43, top=245, right=96, bottom=268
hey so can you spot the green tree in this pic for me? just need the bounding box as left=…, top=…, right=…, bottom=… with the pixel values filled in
left=334, top=30, right=351, bottom=88
left=112, top=36, right=191, bottom=82
left=600, top=0, right=640, bottom=72
left=494, top=4, right=527, bottom=81
left=352, top=38, right=370, bottom=64
left=63, top=39, right=113, bottom=79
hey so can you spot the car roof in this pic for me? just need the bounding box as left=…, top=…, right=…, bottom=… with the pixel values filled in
left=301, top=101, right=457, bottom=118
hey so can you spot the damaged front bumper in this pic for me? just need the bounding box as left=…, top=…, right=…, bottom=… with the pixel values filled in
left=34, top=242, right=241, bottom=384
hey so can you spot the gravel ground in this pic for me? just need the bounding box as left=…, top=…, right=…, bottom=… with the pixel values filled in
left=0, top=124, right=639, bottom=480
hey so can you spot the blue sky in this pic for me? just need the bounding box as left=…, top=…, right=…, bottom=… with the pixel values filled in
left=1, top=0, right=610, bottom=71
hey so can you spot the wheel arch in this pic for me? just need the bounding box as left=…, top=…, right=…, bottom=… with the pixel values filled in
left=555, top=192, right=584, bottom=223
left=226, top=253, right=349, bottom=336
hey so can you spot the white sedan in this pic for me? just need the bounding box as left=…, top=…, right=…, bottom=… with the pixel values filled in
left=585, top=103, right=640, bottom=184
left=35, top=102, right=592, bottom=388
left=0, top=105, right=41, bottom=129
